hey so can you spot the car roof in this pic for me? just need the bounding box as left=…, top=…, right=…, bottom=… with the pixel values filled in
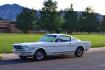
left=46, top=34, right=70, bottom=36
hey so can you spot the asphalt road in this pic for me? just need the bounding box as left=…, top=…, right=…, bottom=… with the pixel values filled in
left=0, top=52, right=105, bottom=70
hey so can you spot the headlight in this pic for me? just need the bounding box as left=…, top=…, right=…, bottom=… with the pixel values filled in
left=24, top=46, right=34, bottom=51
left=24, top=46, right=30, bottom=51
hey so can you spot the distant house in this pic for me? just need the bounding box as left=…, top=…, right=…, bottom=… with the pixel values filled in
left=0, top=20, right=21, bottom=33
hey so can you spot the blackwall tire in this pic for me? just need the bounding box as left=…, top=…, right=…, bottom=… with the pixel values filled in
left=74, top=47, right=84, bottom=57
left=33, top=50, right=46, bottom=61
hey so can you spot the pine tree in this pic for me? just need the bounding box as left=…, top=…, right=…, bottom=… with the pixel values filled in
left=16, top=8, right=37, bottom=33
left=40, top=0, right=64, bottom=33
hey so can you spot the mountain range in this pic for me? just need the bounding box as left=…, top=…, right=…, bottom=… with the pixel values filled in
left=0, top=4, right=104, bottom=22
left=0, top=4, right=23, bottom=21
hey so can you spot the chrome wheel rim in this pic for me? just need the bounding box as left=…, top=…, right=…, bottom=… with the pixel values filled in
left=36, top=51, right=44, bottom=60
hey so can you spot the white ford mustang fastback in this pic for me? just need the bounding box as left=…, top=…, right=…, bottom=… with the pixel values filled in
left=13, top=34, right=91, bottom=61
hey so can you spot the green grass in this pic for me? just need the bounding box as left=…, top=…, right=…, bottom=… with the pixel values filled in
left=0, top=33, right=105, bottom=53
left=0, top=33, right=42, bottom=54
left=73, top=35, right=105, bottom=48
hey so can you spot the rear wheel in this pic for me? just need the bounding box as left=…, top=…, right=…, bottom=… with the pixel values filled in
left=74, top=47, right=84, bottom=57
left=33, top=50, right=46, bottom=61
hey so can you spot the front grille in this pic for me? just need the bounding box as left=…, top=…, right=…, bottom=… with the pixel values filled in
left=14, top=45, right=23, bottom=50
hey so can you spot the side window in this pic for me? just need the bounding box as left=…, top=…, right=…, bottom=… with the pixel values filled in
left=71, top=37, right=79, bottom=42
left=58, top=36, right=71, bottom=42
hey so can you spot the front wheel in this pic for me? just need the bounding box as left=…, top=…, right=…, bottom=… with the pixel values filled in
left=74, top=47, right=84, bottom=57
left=33, top=50, right=46, bottom=61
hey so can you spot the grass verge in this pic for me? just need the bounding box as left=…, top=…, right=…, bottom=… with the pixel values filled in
left=0, top=33, right=105, bottom=53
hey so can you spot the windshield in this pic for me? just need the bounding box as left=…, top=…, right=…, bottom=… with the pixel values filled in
left=39, top=35, right=56, bottom=42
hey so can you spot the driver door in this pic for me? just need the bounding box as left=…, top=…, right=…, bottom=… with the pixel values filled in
left=50, top=36, right=74, bottom=54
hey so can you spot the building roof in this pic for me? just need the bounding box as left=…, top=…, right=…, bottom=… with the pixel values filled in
left=0, top=20, right=11, bottom=23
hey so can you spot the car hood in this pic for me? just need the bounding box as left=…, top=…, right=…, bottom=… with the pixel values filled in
left=13, top=42, right=51, bottom=46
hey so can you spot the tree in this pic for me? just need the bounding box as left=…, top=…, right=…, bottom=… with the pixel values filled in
left=16, top=8, right=37, bottom=33
left=40, top=0, right=64, bottom=33
left=63, top=4, right=78, bottom=34
left=79, top=7, right=98, bottom=34
left=100, top=16, right=105, bottom=33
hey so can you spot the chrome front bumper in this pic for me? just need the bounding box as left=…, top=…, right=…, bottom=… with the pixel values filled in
left=13, top=50, right=34, bottom=56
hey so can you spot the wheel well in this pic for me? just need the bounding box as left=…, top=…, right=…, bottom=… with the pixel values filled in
left=77, top=46, right=84, bottom=51
left=36, top=48, right=47, bottom=55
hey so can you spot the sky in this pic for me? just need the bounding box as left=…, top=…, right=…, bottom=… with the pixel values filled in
left=0, top=0, right=105, bottom=15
